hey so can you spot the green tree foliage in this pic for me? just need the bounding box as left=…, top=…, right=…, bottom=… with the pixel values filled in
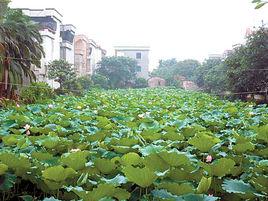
left=192, top=58, right=228, bottom=94
left=76, top=76, right=93, bottom=91
left=151, top=59, right=178, bottom=86
left=0, top=8, right=44, bottom=98
left=20, top=82, right=55, bottom=103
left=252, top=0, right=268, bottom=9
left=47, top=60, right=77, bottom=90
left=194, top=58, right=223, bottom=88
left=97, top=56, right=139, bottom=89
left=203, top=62, right=228, bottom=93
left=225, top=26, right=268, bottom=98
left=133, top=77, right=148, bottom=88
left=152, top=59, right=200, bottom=87
left=92, top=73, right=109, bottom=89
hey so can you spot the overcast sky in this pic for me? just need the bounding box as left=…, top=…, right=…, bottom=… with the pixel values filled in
left=10, top=0, right=268, bottom=70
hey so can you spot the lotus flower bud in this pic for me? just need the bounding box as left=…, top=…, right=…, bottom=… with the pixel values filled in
left=26, top=130, right=31, bottom=136
left=24, top=124, right=31, bottom=131
left=206, top=155, right=213, bottom=163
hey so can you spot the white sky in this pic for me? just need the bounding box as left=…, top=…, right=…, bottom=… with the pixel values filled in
left=10, top=0, right=268, bottom=70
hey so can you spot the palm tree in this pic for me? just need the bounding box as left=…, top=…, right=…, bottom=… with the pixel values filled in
left=0, top=6, right=44, bottom=98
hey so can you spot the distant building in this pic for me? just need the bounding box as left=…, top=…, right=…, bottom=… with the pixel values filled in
left=88, top=39, right=107, bottom=73
left=148, top=77, right=166, bottom=88
left=208, top=54, right=223, bottom=60
left=60, top=24, right=76, bottom=64
left=114, top=46, right=150, bottom=79
left=74, top=35, right=90, bottom=76
left=74, top=35, right=106, bottom=76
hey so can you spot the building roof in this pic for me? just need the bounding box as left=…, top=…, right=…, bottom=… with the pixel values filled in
left=114, top=46, right=150, bottom=51
left=20, top=8, right=63, bottom=22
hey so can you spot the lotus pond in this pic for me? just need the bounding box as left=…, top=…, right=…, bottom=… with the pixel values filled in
left=0, top=88, right=267, bottom=201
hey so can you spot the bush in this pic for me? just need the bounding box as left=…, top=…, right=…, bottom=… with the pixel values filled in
left=133, top=78, right=148, bottom=88
left=76, top=76, right=93, bottom=91
left=92, top=74, right=109, bottom=89
left=19, top=82, right=55, bottom=103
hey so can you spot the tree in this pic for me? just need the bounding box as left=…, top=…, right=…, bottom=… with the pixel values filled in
left=151, top=59, right=178, bottom=86
left=174, top=59, right=201, bottom=80
left=92, top=74, right=109, bottom=89
left=133, top=77, right=148, bottom=88
left=252, top=0, right=268, bottom=9
left=203, top=63, right=228, bottom=93
left=152, top=59, right=200, bottom=87
left=193, top=58, right=223, bottom=88
left=47, top=60, right=77, bottom=89
left=0, top=7, right=44, bottom=98
left=225, top=26, right=268, bottom=99
left=97, top=56, right=139, bottom=89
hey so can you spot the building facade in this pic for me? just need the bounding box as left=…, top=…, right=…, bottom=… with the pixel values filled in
left=74, top=35, right=91, bottom=76
left=21, top=8, right=76, bottom=88
left=60, top=24, right=76, bottom=64
left=88, top=39, right=107, bottom=73
left=74, top=35, right=106, bottom=76
left=114, top=46, right=150, bottom=79
left=22, top=8, right=63, bottom=84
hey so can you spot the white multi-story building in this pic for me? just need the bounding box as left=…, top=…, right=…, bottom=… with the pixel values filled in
left=88, top=39, right=106, bottom=74
left=114, top=46, right=150, bottom=79
left=21, top=8, right=76, bottom=87
left=60, top=24, right=76, bottom=64
left=21, top=8, right=62, bottom=83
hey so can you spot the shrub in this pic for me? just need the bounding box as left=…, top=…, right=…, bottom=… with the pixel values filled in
left=19, top=82, right=55, bottom=103
left=92, top=74, right=109, bottom=89
left=76, top=76, right=93, bottom=91
left=133, top=78, right=148, bottom=88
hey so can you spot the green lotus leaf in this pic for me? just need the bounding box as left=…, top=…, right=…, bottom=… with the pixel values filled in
left=36, top=136, right=60, bottom=149
left=158, top=182, right=194, bottom=195
left=0, top=153, right=31, bottom=171
left=100, top=174, right=127, bottom=186
left=152, top=189, right=219, bottom=201
left=201, top=158, right=236, bottom=178
left=143, top=153, right=170, bottom=171
left=139, top=144, right=164, bottom=156
left=255, top=125, right=268, bottom=143
left=233, top=142, right=255, bottom=153
left=163, top=132, right=185, bottom=141
left=121, top=152, right=141, bottom=166
left=43, top=197, right=61, bottom=201
left=94, top=158, right=117, bottom=174
left=61, top=151, right=90, bottom=170
left=69, top=184, right=130, bottom=201
left=20, top=195, right=34, bottom=201
left=42, top=165, right=76, bottom=182
left=158, top=150, right=190, bottom=167
left=222, top=179, right=255, bottom=194
left=123, top=166, right=157, bottom=188
left=2, top=135, right=21, bottom=146
left=197, top=177, right=212, bottom=194
left=0, top=163, right=8, bottom=175
left=0, top=173, right=17, bottom=191
left=188, top=132, right=221, bottom=152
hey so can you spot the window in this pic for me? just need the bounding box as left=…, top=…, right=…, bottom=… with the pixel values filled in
left=137, top=66, right=142, bottom=72
left=136, top=52, right=142, bottom=59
